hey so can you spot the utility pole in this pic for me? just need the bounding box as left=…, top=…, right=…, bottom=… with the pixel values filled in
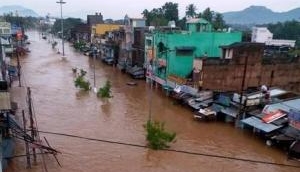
left=27, top=87, right=37, bottom=164
left=93, top=46, right=97, bottom=93
left=17, top=53, right=21, bottom=87
left=22, top=110, right=31, bottom=168
left=235, top=54, right=249, bottom=127
left=56, top=0, right=66, bottom=57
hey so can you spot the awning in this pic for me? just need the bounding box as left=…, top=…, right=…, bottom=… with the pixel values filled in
left=241, top=116, right=283, bottom=133
left=175, top=46, right=195, bottom=51
left=0, top=92, right=11, bottom=111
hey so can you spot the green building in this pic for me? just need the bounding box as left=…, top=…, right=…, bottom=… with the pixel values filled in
left=145, top=18, right=242, bottom=88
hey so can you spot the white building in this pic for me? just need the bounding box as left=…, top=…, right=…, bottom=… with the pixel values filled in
left=251, top=27, right=296, bottom=47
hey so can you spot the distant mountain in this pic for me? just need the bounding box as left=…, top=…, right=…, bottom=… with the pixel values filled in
left=223, top=6, right=300, bottom=24
left=0, top=5, right=39, bottom=17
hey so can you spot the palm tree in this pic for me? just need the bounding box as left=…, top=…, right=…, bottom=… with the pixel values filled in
left=185, top=4, right=197, bottom=18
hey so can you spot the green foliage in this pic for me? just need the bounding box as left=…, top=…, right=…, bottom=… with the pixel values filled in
left=51, top=17, right=83, bottom=38
left=185, top=4, right=197, bottom=18
left=213, top=13, right=226, bottom=31
left=142, top=2, right=178, bottom=26
left=267, top=20, right=300, bottom=47
left=74, top=76, right=90, bottom=91
left=74, top=69, right=90, bottom=91
left=73, top=41, right=86, bottom=50
left=1, top=14, right=39, bottom=29
left=162, top=2, right=179, bottom=23
left=144, top=120, right=176, bottom=150
left=97, top=80, right=112, bottom=98
left=202, top=8, right=213, bottom=22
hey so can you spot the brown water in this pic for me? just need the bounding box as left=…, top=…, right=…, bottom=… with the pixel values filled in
left=6, top=31, right=299, bottom=172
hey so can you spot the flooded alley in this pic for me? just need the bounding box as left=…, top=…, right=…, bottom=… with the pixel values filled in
left=6, top=31, right=299, bottom=172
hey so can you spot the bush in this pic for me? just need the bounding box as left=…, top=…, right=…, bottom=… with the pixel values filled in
left=97, top=80, right=112, bottom=98
left=74, top=75, right=90, bottom=91
left=144, top=120, right=176, bottom=150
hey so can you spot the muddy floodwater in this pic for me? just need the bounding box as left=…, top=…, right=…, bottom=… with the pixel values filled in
left=6, top=31, right=299, bottom=172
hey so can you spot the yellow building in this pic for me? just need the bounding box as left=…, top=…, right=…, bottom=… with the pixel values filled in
left=92, top=24, right=121, bottom=36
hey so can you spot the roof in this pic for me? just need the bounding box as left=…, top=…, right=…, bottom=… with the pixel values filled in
left=247, top=88, right=287, bottom=99
left=265, top=98, right=300, bottom=113
left=186, top=18, right=210, bottom=24
left=220, top=107, right=239, bottom=118
left=241, top=116, right=283, bottom=133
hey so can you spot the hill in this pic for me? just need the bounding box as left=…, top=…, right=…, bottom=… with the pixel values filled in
left=0, top=5, right=39, bottom=17
left=223, top=6, right=300, bottom=24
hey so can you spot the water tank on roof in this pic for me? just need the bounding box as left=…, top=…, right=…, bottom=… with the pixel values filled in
left=149, top=26, right=155, bottom=32
left=168, top=21, right=176, bottom=28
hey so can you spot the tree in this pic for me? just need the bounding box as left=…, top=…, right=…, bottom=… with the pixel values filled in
left=213, top=13, right=226, bottom=31
left=267, top=20, right=300, bottom=47
left=177, top=17, right=187, bottom=30
left=51, top=17, right=83, bottom=37
left=144, top=120, right=176, bottom=150
left=202, top=7, right=213, bottom=22
left=142, top=8, right=168, bottom=26
left=97, top=80, right=113, bottom=98
left=185, top=4, right=197, bottom=18
left=162, top=2, right=179, bottom=23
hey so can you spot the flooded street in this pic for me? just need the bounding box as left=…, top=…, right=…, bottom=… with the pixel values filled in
left=6, top=31, right=299, bottom=172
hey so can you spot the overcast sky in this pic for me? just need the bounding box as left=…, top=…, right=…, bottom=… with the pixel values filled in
left=1, top=0, right=299, bottom=19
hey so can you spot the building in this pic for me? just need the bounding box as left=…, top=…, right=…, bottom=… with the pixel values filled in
left=87, top=13, right=104, bottom=26
left=201, top=42, right=300, bottom=92
left=145, top=18, right=242, bottom=88
left=70, top=24, right=91, bottom=43
left=251, top=27, right=296, bottom=47
left=117, top=15, right=146, bottom=71
left=92, top=24, right=121, bottom=38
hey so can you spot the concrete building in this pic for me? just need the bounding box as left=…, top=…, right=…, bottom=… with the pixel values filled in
left=251, top=27, right=296, bottom=47
left=92, top=24, right=121, bottom=37
left=87, top=13, right=104, bottom=26
left=117, top=15, right=146, bottom=70
left=145, top=18, right=242, bottom=88
left=202, top=42, right=300, bottom=93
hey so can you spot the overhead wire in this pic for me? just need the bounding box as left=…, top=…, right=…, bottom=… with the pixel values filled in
left=38, top=130, right=300, bottom=169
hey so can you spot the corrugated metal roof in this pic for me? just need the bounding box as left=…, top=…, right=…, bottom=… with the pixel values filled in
left=220, top=107, right=239, bottom=118
left=264, top=98, right=300, bottom=113
left=241, top=116, right=283, bottom=133
left=247, top=88, right=287, bottom=99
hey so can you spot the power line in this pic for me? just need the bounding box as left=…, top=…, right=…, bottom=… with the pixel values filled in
left=38, top=130, right=300, bottom=169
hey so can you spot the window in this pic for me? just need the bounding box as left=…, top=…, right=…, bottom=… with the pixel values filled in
left=146, top=39, right=152, bottom=46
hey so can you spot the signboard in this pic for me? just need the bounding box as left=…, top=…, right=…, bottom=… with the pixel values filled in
left=288, top=109, right=300, bottom=130
left=262, top=110, right=287, bottom=123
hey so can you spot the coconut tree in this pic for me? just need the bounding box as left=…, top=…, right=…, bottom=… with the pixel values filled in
left=185, top=4, right=197, bottom=18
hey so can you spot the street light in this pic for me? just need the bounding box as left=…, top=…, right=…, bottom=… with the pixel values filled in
left=92, top=46, right=97, bottom=93
left=56, top=0, right=66, bottom=58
